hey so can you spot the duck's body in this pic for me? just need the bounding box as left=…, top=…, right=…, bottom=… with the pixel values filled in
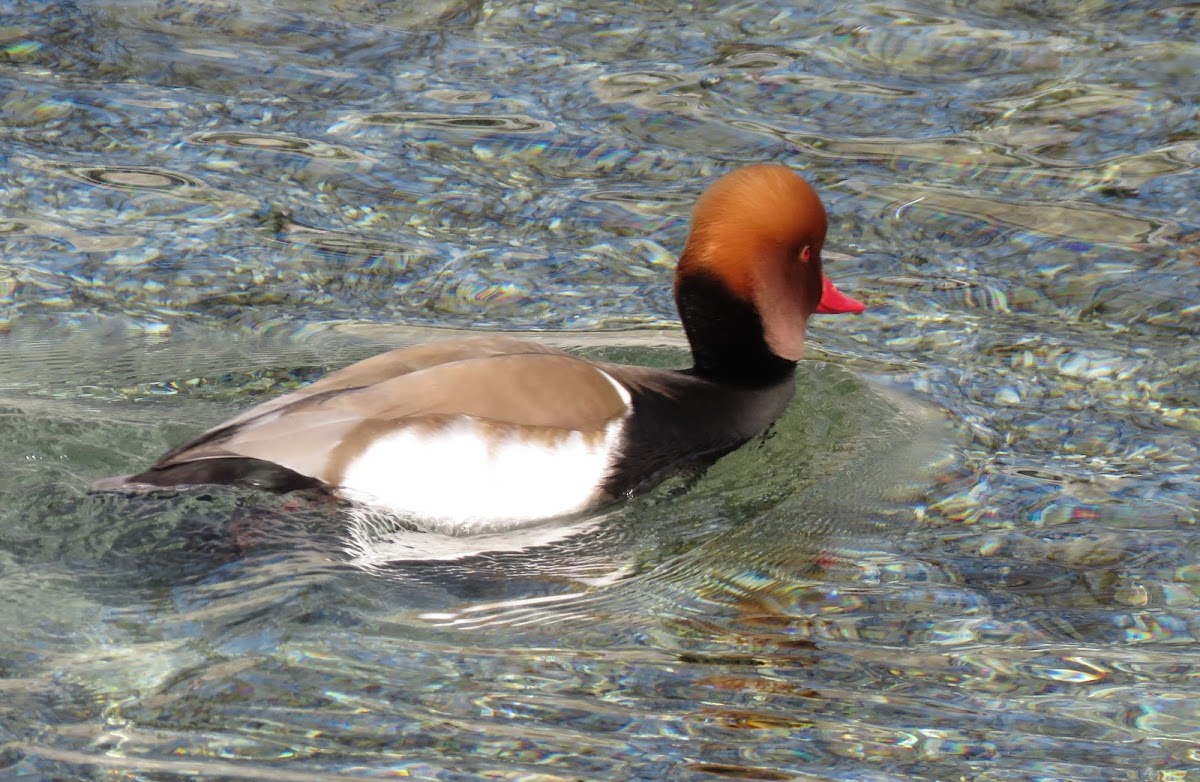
left=105, top=336, right=797, bottom=525
left=97, top=165, right=864, bottom=525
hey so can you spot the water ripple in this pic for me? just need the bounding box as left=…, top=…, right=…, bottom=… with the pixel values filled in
left=0, top=0, right=1198, bottom=779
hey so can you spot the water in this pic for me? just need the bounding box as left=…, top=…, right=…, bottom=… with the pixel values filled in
left=1, top=0, right=1198, bottom=779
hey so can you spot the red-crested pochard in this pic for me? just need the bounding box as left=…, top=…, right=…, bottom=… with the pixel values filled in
left=96, top=164, right=864, bottom=526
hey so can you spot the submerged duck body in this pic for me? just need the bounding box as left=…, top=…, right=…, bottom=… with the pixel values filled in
left=97, top=165, right=864, bottom=527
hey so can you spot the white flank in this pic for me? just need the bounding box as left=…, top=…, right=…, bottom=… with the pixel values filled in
left=338, top=416, right=625, bottom=532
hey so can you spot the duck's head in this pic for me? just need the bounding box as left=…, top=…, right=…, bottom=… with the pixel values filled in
left=675, top=165, right=863, bottom=370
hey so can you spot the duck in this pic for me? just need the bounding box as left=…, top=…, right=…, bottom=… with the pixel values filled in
left=95, top=164, right=865, bottom=528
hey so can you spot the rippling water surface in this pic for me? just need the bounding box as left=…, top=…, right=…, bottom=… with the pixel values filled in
left=1, top=1, right=1198, bottom=780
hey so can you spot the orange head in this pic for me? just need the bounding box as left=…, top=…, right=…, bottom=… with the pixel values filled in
left=676, top=165, right=861, bottom=362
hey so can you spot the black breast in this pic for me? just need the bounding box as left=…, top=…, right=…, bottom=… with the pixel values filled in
left=601, top=368, right=796, bottom=498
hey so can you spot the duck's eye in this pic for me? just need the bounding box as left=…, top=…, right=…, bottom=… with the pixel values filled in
left=799, top=246, right=813, bottom=263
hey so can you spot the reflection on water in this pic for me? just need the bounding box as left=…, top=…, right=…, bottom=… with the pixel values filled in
left=1, top=0, right=1198, bottom=779
left=0, top=328, right=951, bottom=779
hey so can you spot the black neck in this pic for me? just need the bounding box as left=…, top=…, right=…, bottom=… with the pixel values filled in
left=675, top=272, right=797, bottom=387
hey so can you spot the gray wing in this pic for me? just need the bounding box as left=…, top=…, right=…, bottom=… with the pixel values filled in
left=146, top=346, right=631, bottom=486
left=213, top=335, right=567, bottom=429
